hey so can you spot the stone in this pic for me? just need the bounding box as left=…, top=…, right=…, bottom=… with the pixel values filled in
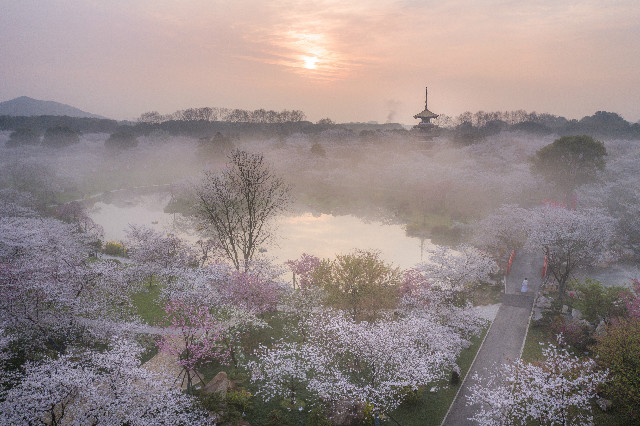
left=536, top=295, right=552, bottom=309
left=571, top=308, right=583, bottom=320
left=597, top=398, right=613, bottom=412
left=327, top=399, right=366, bottom=426
left=532, top=308, right=543, bottom=322
left=203, top=371, right=233, bottom=397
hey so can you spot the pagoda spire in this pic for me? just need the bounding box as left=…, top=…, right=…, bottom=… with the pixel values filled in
left=425, top=86, right=429, bottom=110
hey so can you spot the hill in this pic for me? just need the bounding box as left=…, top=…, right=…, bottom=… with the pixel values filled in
left=0, top=96, right=106, bottom=119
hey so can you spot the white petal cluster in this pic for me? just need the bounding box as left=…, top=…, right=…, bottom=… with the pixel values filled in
left=467, top=342, right=609, bottom=426
left=0, top=338, right=211, bottom=425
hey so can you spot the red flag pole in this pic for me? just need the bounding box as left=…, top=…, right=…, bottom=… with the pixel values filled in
left=507, top=250, right=515, bottom=276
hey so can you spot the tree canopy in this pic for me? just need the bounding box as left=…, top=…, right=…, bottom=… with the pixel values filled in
left=531, top=135, right=607, bottom=201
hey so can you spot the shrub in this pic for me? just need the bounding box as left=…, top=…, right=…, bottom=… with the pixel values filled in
left=42, top=126, right=80, bottom=148
left=550, top=315, right=593, bottom=351
left=6, top=128, right=40, bottom=147
left=568, top=279, right=630, bottom=323
left=103, top=241, right=126, bottom=257
left=594, top=318, right=640, bottom=422
left=105, top=129, right=138, bottom=150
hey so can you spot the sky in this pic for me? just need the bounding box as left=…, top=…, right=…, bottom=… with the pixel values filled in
left=1, top=0, right=639, bottom=124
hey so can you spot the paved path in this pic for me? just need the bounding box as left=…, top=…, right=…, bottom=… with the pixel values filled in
left=441, top=251, right=541, bottom=426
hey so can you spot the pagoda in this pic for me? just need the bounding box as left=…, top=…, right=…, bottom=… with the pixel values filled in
left=413, top=87, right=439, bottom=135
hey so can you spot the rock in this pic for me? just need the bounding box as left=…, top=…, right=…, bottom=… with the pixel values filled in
left=532, top=307, right=543, bottom=322
left=327, top=399, right=366, bottom=426
left=571, top=308, right=583, bottom=320
left=203, top=371, right=233, bottom=397
left=536, top=295, right=552, bottom=309
left=597, top=398, right=613, bottom=412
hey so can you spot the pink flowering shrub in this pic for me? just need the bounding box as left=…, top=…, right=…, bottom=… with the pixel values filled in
left=221, top=271, right=284, bottom=314
left=625, top=278, right=640, bottom=319
left=157, top=298, right=228, bottom=393
left=285, top=253, right=321, bottom=289
left=550, top=316, right=592, bottom=350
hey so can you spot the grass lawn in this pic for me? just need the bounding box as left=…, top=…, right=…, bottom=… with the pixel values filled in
left=131, top=284, right=168, bottom=326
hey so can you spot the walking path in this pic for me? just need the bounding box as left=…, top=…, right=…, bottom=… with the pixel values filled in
left=441, top=251, right=541, bottom=426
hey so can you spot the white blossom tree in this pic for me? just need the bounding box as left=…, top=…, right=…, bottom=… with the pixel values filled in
left=419, top=244, right=498, bottom=292
left=523, top=205, right=617, bottom=301
left=467, top=341, right=609, bottom=426
left=0, top=338, right=212, bottom=425
left=250, top=308, right=484, bottom=415
left=0, top=216, right=139, bottom=354
left=125, top=224, right=197, bottom=287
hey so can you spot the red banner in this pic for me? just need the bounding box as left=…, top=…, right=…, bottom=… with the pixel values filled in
left=542, top=255, right=548, bottom=278
left=507, top=250, right=515, bottom=275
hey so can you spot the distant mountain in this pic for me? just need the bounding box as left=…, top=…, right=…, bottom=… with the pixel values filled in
left=0, top=96, right=106, bottom=119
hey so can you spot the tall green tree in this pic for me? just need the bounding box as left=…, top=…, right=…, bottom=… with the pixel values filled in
left=531, top=135, right=606, bottom=203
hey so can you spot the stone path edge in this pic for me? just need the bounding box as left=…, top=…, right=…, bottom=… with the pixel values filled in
left=439, top=310, right=499, bottom=426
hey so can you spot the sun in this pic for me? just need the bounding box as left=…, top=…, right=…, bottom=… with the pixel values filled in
left=302, top=56, right=319, bottom=69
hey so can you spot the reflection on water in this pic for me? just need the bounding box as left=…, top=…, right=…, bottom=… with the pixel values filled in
left=89, top=191, right=433, bottom=269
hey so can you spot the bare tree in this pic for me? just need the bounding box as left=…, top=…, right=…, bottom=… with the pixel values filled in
left=195, top=150, right=290, bottom=271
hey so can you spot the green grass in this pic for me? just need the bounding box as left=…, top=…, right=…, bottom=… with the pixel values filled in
left=521, top=323, right=549, bottom=363
left=131, top=284, right=168, bottom=326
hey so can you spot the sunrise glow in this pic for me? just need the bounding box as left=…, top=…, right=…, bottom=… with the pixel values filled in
left=303, top=56, right=318, bottom=69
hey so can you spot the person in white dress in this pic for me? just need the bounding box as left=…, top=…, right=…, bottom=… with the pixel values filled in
left=521, top=277, right=528, bottom=293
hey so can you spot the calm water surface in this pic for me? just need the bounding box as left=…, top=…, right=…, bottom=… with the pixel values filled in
left=89, top=191, right=433, bottom=269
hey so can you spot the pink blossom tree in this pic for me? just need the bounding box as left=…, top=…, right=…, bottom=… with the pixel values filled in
left=157, top=298, right=229, bottom=394
left=285, top=253, right=321, bottom=289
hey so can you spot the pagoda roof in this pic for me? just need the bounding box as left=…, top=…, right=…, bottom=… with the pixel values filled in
left=413, top=108, right=439, bottom=119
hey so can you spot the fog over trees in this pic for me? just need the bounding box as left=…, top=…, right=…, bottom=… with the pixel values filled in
left=1, top=108, right=640, bottom=425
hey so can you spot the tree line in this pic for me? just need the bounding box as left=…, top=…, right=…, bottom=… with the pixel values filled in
left=138, top=107, right=307, bottom=124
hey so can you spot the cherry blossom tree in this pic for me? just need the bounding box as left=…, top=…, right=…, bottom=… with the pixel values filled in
left=248, top=341, right=329, bottom=405
left=523, top=205, right=617, bottom=301
left=125, top=224, right=197, bottom=287
left=250, top=308, right=484, bottom=415
left=419, top=244, right=498, bottom=292
left=0, top=216, right=137, bottom=355
left=472, top=205, right=529, bottom=263
left=286, top=253, right=321, bottom=289
left=220, top=269, right=285, bottom=315
left=467, top=341, right=609, bottom=426
left=157, top=298, right=229, bottom=394
left=0, top=338, right=212, bottom=425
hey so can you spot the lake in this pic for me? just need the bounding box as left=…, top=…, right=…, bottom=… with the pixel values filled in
left=88, top=191, right=434, bottom=270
